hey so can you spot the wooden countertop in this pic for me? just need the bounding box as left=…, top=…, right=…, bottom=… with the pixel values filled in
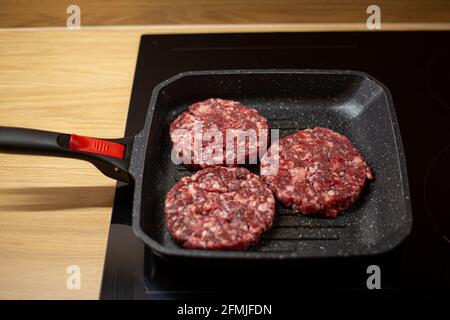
left=0, top=24, right=449, bottom=299
left=2, top=0, right=450, bottom=27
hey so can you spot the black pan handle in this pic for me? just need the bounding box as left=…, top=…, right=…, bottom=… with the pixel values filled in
left=0, top=126, right=133, bottom=183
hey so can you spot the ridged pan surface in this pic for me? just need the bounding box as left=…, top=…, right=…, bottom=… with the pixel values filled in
left=129, top=70, right=412, bottom=260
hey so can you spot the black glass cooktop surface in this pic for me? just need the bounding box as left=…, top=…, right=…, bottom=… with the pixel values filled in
left=100, top=31, right=450, bottom=300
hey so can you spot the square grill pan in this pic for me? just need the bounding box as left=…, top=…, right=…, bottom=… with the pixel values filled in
left=130, top=70, right=412, bottom=260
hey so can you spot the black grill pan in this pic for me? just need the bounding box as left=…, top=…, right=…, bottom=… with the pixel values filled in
left=133, top=69, right=412, bottom=260
left=0, top=70, right=412, bottom=260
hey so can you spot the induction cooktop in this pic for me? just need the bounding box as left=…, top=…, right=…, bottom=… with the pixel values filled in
left=100, top=31, right=450, bottom=300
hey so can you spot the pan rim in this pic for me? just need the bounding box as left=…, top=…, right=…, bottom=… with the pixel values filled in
left=129, top=69, right=413, bottom=260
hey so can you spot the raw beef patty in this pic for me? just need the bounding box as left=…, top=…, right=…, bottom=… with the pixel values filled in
left=169, top=98, right=268, bottom=168
left=165, top=166, right=275, bottom=250
left=260, top=127, right=373, bottom=218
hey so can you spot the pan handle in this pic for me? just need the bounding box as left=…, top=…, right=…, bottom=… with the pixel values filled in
left=0, top=126, right=133, bottom=183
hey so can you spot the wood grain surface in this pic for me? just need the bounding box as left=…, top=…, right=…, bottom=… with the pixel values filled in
left=1, top=0, right=450, bottom=28
left=0, top=29, right=137, bottom=300
left=0, top=23, right=449, bottom=299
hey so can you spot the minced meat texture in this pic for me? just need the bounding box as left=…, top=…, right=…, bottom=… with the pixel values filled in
left=165, top=166, right=275, bottom=250
left=169, top=98, right=268, bottom=169
left=260, top=127, right=373, bottom=218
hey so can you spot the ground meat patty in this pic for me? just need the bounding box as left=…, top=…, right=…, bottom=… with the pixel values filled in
left=260, top=127, right=373, bottom=218
left=165, top=166, right=275, bottom=250
left=169, top=98, right=268, bottom=169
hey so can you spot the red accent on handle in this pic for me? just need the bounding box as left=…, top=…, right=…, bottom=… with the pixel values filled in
left=69, top=134, right=125, bottom=160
